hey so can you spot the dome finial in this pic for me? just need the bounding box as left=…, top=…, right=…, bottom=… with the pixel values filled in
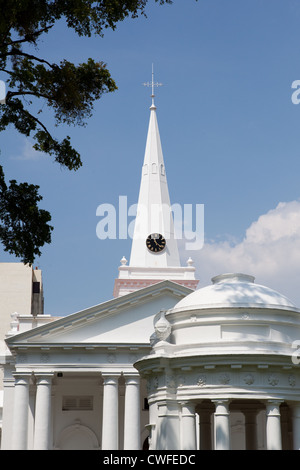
left=211, top=273, right=255, bottom=284
left=143, top=63, right=162, bottom=108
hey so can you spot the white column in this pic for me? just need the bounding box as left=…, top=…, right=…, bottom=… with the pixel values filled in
left=11, top=373, right=31, bottom=449
left=102, top=375, right=119, bottom=450
left=181, top=402, right=197, bottom=450
left=291, top=403, right=300, bottom=450
left=124, top=375, right=141, bottom=450
left=156, top=401, right=180, bottom=450
left=33, top=374, right=53, bottom=450
left=213, top=399, right=231, bottom=450
left=147, top=401, right=158, bottom=450
left=265, top=400, right=282, bottom=450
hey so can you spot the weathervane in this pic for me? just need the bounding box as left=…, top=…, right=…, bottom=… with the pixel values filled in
left=143, top=64, right=162, bottom=106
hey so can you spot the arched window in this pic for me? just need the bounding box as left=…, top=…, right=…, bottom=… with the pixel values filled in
left=55, top=421, right=99, bottom=450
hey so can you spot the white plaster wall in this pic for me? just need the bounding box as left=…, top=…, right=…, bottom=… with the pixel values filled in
left=50, top=375, right=149, bottom=450
left=42, top=293, right=181, bottom=345
left=1, top=366, right=15, bottom=449
left=0, top=264, right=32, bottom=341
left=0, top=263, right=39, bottom=448
left=52, top=376, right=103, bottom=450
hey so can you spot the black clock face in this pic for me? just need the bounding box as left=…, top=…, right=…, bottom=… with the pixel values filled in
left=146, top=233, right=166, bottom=253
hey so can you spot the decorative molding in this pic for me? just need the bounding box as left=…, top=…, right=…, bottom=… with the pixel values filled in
left=243, top=373, right=255, bottom=385
left=154, top=310, right=171, bottom=342
left=107, top=353, right=116, bottom=364
left=241, top=312, right=250, bottom=320
left=147, top=376, right=159, bottom=393
left=288, top=374, right=296, bottom=387
left=176, top=375, right=185, bottom=387
left=166, top=375, right=176, bottom=389
left=268, top=374, right=279, bottom=387
left=197, top=374, right=207, bottom=387
left=219, top=373, right=230, bottom=385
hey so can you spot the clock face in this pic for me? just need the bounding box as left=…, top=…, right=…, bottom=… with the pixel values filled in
left=146, top=233, right=166, bottom=253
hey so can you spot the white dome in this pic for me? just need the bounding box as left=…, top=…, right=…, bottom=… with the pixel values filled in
left=174, top=273, right=297, bottom=312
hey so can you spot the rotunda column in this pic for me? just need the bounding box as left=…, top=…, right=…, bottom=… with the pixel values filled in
left=265, top=400, right=283, bottom=450
left=102, top=375, right=119, bottom=450
left=212, top=399, right=231, bottom=450
left=123, top=375, right=141, bottom=450
left=291, top=403, right=300, bottom=450
left=11, top=373, right=31, bottom=449
left=33, top=373, right=54, bottom=450
left=156, top=400, right=180, bottom=449
left=180, top=402, right=197, bottom=450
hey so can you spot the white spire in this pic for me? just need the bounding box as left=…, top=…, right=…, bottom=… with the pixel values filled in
left=113, top=68, right=198, bottom=297
left=129, top=68, right=180, bottom=267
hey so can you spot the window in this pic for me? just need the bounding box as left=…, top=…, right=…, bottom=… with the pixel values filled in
left=152, top=163, right=157, bottom=174
left=143, top=398, right=149, bottom=410
left=32, top=281, right=40, bottom=294
left=62, top=396, right=93, bottom=411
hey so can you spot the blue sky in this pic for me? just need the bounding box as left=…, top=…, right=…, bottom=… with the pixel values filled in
left=2, top=0, right=300, bottom=315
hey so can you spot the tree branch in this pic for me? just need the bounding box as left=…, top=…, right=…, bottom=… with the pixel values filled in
left=22, top=107, right=52, bottom=138
left=0, top=22, right=14, bottom=47
left=4, top=25, right=54, bottom=47
left=0, top=68, right=14, bottom=76
left=6, top=90, right=50, bottom=100
left=3, top=48, right=55, bottom=68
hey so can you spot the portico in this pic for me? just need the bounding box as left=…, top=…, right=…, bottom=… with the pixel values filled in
left=6, top=368, right=145, bottom=450
left=8, top=363, right=300, bottom=450
left=2, top=279, right=192, bottom=450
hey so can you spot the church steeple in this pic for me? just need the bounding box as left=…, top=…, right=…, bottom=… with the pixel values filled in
left=129, top=67, right=180, bottom=268
left=113, top=68, right=198, bottom=297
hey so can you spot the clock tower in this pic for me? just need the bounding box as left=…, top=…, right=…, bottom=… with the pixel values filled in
left=113, top=69, right=199, bottom=297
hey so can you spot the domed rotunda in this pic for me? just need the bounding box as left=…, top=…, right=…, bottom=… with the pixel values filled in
left=135, top=273, right=300, bottom=450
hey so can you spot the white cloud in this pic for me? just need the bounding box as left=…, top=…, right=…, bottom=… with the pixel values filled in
left=11, top=137, right=46, bottom=161
left=245, top=201, right=300, bottom=244
left=181, top=200, right=300, bottom=307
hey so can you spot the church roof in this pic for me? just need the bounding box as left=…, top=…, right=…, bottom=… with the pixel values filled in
left=5, top=280, right=193, bottom=348
left=172, top=273, right=298, bottom=312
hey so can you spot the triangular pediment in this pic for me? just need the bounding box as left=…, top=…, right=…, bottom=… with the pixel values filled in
left=6, top=281, right=192, bottom=348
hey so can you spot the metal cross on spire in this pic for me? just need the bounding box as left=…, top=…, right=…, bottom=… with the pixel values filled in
left=143, top=64, right=162, bottom=107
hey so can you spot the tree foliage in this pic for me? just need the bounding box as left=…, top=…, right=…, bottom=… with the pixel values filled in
left=0, top=0, right=172, bottom=264
left=0, top=166, right=52, bottom=264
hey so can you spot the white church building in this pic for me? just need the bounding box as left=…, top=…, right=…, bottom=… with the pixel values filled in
left=1, top=77, right=300, bottom=451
